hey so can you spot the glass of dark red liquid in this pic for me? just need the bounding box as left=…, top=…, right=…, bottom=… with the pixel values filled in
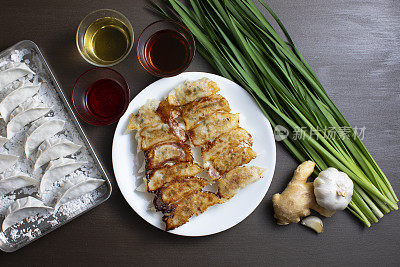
left=72, top=67, right=129, bottom=125
left=137, top=20, right=195, bottom=77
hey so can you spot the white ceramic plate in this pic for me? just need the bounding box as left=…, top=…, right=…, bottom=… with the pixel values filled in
left=112, top=72, right=276, bottom=236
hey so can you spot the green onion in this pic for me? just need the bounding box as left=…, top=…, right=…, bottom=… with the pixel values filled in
left=150, top=0, right=398, bottom=226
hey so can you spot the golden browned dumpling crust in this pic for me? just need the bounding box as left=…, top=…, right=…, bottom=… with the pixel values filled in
left=136, top=123, right=183, bottom=151
left=188, top=112, right=239, bottom=146
left=144, top=142, right=193, bottom=170
left=218, top=166, right=265, bottom=200
left=127, top=99, right=162, bottom=131
left=206, top=146, right=257, bottom=180
left=156, top=100, right=187, bottom=142
left=163, top=191, right=222, bottom=231
left=146, top=162, right=203, bottom=191
left=167, top=78, right=220, bottom=106
left=181, top=94, right=231, bottom=130
left=153, top=178, right=209, bottom=212
left=201, top=127, right=253, bottom=164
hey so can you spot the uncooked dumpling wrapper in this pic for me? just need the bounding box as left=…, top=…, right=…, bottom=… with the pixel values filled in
left=25, top=117, right=65, bottom=157
left=0, top=171, right=37, bottom=196
left=55, top=176, right=104, bottom=209
left=7, top=100, right=50, bottom=139
left=39, top=158, right=86, bottom=196
left=0, top=82, right=41, bottom=121
left=34, top=138, right=82, bottom=170
left=2, top=196, right=52, bottom=231
left=0, top=153, right=19, bottom=173
left=0, top=63, right=35, bottom=90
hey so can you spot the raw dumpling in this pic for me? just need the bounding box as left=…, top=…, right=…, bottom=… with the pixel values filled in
left=0, top=154, right=19, bottom=173
left=0, top=171, right=37, bottom=196
left=2, top=196, right=52, bottom=231
left=54, top=176, right=104, bottom=209
left=39, top=158, right=86, bottom=195
left=0, top=63, right=34, bottom=90
left=0, top=82, right=41, bottom=121
left=7, top=100, right=50, bottom=139
left=0, top=136, right=8, bottom=147
left=25, top=117, right=65, bottom=157
left=34, top=138, right=82, bottom=170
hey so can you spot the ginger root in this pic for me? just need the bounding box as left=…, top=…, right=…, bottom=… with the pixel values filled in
left=272, top=161, right=335, bottom=225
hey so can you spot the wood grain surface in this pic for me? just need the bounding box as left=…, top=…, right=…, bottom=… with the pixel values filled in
left=0, top=0, right=399, bottom=266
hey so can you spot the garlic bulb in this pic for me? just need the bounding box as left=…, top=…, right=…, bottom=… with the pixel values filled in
left=314, top=167, right=354, bottom=211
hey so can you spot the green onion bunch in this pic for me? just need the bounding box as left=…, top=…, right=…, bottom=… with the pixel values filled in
left=150, top=0, right=398, bottom=226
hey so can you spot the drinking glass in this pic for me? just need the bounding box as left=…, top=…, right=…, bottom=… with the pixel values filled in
left=76, top=9, right=134, bottom=66
left=72, top=67, right=129, bottom=125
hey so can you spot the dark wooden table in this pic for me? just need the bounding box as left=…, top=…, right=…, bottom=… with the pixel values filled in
left=1, top=0, right=399, bottom=265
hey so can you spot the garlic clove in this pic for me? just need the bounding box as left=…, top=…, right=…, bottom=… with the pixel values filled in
left=301, top=216, right=323, bottom=234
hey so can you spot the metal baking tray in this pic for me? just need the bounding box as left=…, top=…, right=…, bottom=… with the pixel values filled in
left=0, top=40, right=112, bottom=252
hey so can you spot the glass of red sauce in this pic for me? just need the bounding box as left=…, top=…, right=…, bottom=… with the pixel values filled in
left=137, top=20, right=195, bottom=77
left=72, top=67, right=129, bottom=125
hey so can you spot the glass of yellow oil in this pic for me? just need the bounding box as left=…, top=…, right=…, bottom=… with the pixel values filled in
left=76, top=9, right=134, bottom=66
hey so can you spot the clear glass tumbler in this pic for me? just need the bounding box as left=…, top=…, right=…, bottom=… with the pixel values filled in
left=76, top=9, right=134, bottom=67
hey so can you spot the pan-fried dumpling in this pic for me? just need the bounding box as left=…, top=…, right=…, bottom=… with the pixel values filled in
left=206, top=146, right=257, bottom=179
left=2, top=196, right=52, bottom=231
left=156, top=100, right=186, bottom=142
left=127, top=99, right=162, bottom=131
left=218, top=166, right=265, bottom=200
left=181, top=94, right=231, bottom=130
left=34, top=138, right=82, bottom=170
left=25, top=117, right=65, bottom=157
left=146, top=162, right=203, bottom=191
left=54, top=176, right=104, bottom=210
left=135, top=123, right=182, bottom=151
left=167, top=78, right=220, bottom=106
left=201, top=127, right=253, bottom=164
left=188, top=112, right=240, bottom=146
left=39, top=158, right=86, bottom=195
left=0, top=63, right=34, bottom=90
left=0, top=136, right=7, bottom=147
left=0, top=154, right=18, bottom=173
left=163, top=191, right=221, bottom=231
left=0, top=171, right=37, bottom=196
left=144, top=142, right=193, bottom=170
left=7, top=100, right=50, bottom=139
left=0, top=82, right=41, bottom=121
left=153, top=178, right=209, bottom=212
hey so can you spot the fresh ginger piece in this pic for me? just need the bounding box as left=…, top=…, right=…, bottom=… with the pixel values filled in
left=272, top=161, right=335, bottom=225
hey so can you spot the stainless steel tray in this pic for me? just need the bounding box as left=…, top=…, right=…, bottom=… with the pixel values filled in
left=0, top=40, right=112, bottom=252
